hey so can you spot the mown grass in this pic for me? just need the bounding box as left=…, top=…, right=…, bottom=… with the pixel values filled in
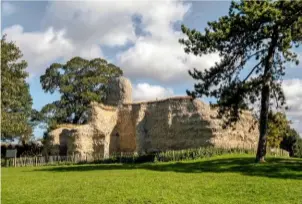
left=2, top=154, right=302, bottom=204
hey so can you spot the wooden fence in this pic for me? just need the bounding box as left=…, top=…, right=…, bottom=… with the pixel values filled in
left=2, top=147, right=289, bottom=167
left=2, top=152, right=136, bottom=167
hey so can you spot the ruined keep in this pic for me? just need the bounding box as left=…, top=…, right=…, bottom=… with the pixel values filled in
left=47, top=77, right=259, bottom=158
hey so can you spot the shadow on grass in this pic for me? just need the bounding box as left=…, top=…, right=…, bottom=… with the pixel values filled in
left=34, top=157, right=302, bottom=180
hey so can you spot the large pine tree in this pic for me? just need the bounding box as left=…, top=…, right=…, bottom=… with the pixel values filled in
left=1, top=35, right=34, bottom=142
left=179, top=0, right=302, bottom=162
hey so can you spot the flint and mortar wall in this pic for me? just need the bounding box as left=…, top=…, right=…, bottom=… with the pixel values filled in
left=48, top=103, right=120, bottom=157
left=47, top=77, right=259, bottom=157
left=117, top=97, right=258, bottom=154
left=48, top=97, right=259, bottom=156
left=47, top=124, right=95, bottom=156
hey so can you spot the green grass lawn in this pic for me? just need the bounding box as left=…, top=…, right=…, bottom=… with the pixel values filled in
left=2, top=154, right=302, bottom=204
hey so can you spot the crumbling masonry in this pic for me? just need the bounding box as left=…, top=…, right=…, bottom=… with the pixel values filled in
left=47, top=77, right=259, bottom=158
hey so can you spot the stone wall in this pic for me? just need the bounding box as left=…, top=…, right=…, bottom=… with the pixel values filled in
left=105, top=76, right=132, bottom=106
left=47, top=103, right=119, bottom=158
left=47, top=124, right=95, bottom=156
left=117, top=97, right=258, bottom=154
left=47, top=77, right=259, bottom=157
left=48, top=97, right=258, bottom=157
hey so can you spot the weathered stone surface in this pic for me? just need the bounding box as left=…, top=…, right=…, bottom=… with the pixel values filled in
left=105, top=76, right=132, bottom=106
left=47, top=124, right=95, bottom=156
left=47, top=77, right=259, bottom=157
left=118, top=97, right=258, bottom=154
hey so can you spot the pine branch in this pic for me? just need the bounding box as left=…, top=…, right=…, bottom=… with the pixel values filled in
left=242, top=60, right=263, bottom=83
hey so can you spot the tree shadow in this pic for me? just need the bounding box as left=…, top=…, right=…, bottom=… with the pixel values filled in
left=34, top=157, right=302, bottom=180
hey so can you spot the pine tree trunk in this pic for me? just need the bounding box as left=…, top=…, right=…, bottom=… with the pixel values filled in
left=256, top=83, right=270, bottom=162
left=256, top=26, right=278, bottom=163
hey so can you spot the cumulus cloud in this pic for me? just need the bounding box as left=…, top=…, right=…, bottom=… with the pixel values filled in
left=3, top=25, right=74, bottom=77
left=42, top=1, right=139, bottom=47
left=42, top=0, right=190, bottom=47
left=118, top=35, right=219, bottom=83
left=42, top=0, right=219, bottom=84
left=116, top=0, right=220, bottom=84
left=3, top=0, right=220, bottom=84
left=2, top=2, right=16, bottom=16
left=133, top=83, right=174, bottom=101
left=3, top=25, right=103, bottom=78
left=282, top=79, right=302, bottom=135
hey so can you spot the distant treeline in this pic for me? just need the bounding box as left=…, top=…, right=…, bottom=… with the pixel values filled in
left=1, top=142, right=43, bottom=158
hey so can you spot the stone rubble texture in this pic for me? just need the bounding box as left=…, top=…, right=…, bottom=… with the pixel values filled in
left=47, top=77, right=259, bottom=157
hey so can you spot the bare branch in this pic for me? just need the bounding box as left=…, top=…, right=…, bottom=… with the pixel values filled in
left=272, top=88, right=280, bottom=109
left=242, top=60, right=263, bottom=83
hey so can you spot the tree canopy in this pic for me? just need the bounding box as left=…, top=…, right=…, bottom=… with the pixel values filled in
left=1, top=35, right=35, bottom=142
left=40, top=57, right=123, bottom=128
left=266, top=111, right=302, bottom=158
left=280, top=127, right=302, bottom=158
left=179, top=0, right=302, bottom=162
left=267, top=111, right=291, bottom=148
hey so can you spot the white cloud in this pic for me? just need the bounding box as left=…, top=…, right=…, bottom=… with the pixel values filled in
left=42, top=0, right=219, bottom=84
left=118, top=35, right=219, bottom=83
left=42, top=0, right=189, bottom=48
left=3, top=25, right=74, bottom=77
left=4, top=0, right=219, bottom=84
left=3, top=25, right=103, bottom=78
left=2, top=2, right=16, bottom=16
left=282, top=79, right=302, bottom=135
left=116, top=0, right=220, bottom=84
left=77, top=44, right=103, bottom=60
left=42, top=0, right=190, bottom=47
left=133, top=83, right=174, bottom=101
left=42, top=1, right=139, bottom=47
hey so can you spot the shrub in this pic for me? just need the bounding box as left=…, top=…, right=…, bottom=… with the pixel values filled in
left=153, top=147, right=289, bottom=162
left=90, top=147, right=288, bottom=164
left=1, top=142, right=43, bottom=158
left=154, top=147, right=255, bottom=162
left=293, top=139, right=302, bottom=158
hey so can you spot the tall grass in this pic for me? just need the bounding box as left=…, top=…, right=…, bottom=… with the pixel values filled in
left=154, top=147, right=252, bottom=162
left=106, top=147, right=288, bottom=163
left=154, top=147, right=289, bottom=162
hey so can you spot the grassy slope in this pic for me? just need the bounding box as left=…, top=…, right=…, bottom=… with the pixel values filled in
left=2, top=154, right=302, bottom=204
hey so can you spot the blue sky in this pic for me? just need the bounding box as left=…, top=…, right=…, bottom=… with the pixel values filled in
left=1, top=1, right=302, bottom=137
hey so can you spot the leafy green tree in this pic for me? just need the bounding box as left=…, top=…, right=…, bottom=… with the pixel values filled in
left=1, top=35, right=35, bottom=142
left=266, top=111, right=301, bottom=158
left=293, top=137, right=302, bottom=158
left=40, top=57, right=123, bottom=128
left=179, top=0, right=302, bottom=162
left=267, top=112, right=290, bottom=148
left=280, top=128, right=302, bottom=157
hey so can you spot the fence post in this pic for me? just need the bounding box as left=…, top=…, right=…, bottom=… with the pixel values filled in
left=173, top=150, right=175, bottom=161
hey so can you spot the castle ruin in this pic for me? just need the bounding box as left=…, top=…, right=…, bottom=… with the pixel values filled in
left=47, top=77, right=259, bottom=158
